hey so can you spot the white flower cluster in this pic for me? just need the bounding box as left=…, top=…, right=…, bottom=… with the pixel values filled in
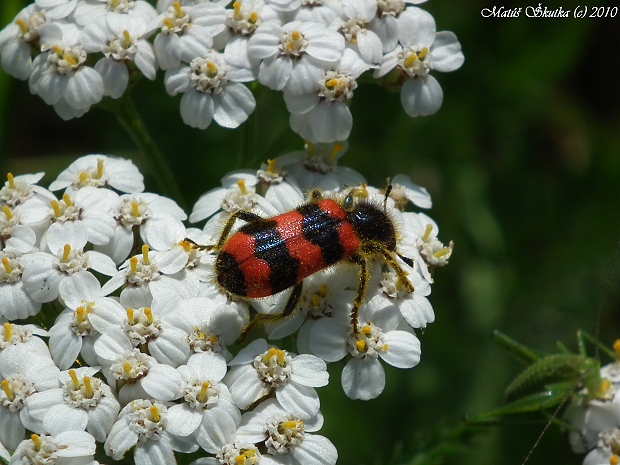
left=0, top=0, right=464, bottom=140
left=0, top=148, right=452, bottom=465
left=564, top=343, right=620, bottom=465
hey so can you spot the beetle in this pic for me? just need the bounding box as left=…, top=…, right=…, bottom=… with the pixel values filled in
left=197, top=185, right=415, bottom=336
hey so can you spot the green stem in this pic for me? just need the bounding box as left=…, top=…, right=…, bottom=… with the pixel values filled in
left=237, top=109, right=255, bottom=170
left=98, top=95, right=187, bottom=211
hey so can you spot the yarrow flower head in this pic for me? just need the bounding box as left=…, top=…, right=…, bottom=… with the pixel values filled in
left=0, top=139, right=452, bottom=464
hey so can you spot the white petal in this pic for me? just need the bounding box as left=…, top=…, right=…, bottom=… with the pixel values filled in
left=379, top=330, right=421, bottom=368
left=277, top=382, right=320, bottom=419
left=228, top=366, right=265, bottom=409
left=166, top=404, right=202, bottom=436
left=95, top=58, right=129, bottom=99
left=212, top=82, right=256, bottom=129
left=247, top=22, right=281, bottom=59
left=43, top=403, right=89, bottom=434
left=283, top=90, right=319, bottom=114
left=258, top=54, right=292, bottom=91
left=400, top=75, right=443, bottom=117
left=1, top=40, right=33, bottom=80
left=53, top=430, right=96, bottom=456
left=187, top=351, right=228, bottom=382
left=87, top=395, right=120, bottom=442
left=341, top=358, right=385, bottom=400
left=292, top=434, right=338, bottom=465
left=180, top=89, right=214, bottom=129
left=397, top=7, right=436, bottom=48
left=431, top=31, right=464, bottom=72
left=148, top=326, right=190, bottom=367
left=48, top=323, right=82, bottom=369
left=64, top=67, right=104, bottom=109
left=36, top=71, right=67, bottom=105
left=310, top=101, right=352, bottom=143
left=285, top=58, right=323, bottom=95
left=0, top=409, right=24, bottom=451
left=134, top=41, right=157, bottom=80
left=87, top=251, right=118, bottom=276
left=180, top=26, right=213, bottom=63
left=305, top=28, right=344, bottom=62
left=400, top=294, right=434, bottom=328
left=134, top=437, right=176, bottom=465
left=308, top=319, right=348, bottom=362
left=356, top=29, right=383, bottom=64
left=154, top=32, right=182, bottom=70
left=141, top=363, right=182, bottom=401
left=290, top=355, right=328, bottom=387
left=164, top=66, right=191, bottom=95
left=195, top=408, right=237, bottom=452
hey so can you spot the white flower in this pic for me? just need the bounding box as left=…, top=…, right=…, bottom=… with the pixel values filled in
left=49, top=154, right=145, bottom=194
left=368, top=0, right=429, bottom=52
left=106, top=249, right=198, bottom=306
left=26, top=367, right=121, bottom=442
left=331, top=0, right=383, bottom=64
left=22, top=222, right=116, bottom=303
left=158, top=0, right=230, bottom=12
left=0, top=5, right=48, bottom=80
left=374, top=7, right=464, bottom=117
left=28, top=22, right=104, bottom=120
left=1, top=206, right=37, bottom=254
left=166, top=295, right=247, bottom=360
left=405, top=212, right=453, bottom=274
left=74, top=0, right=158, bottom=26
left=9, top=431, right=96, bottom=465
left=0, top=251, right=42, bottom=320
left=375, top=263, right=434, bottom=329
left=189, top=171, right=278, bottom=224
left=108, top=281, right=192, bottom=367
left=252, top=266, right=355, bottom=341
left=285, top=48, right=370, bottom=143
left=292, top=0, right=343, bottom=26
left=213, top=0, right=280, bottom=51
left=236, top=398, right=337, bottom=465
left=94, top=329, right=183, bottom=405
left=224, top=339, right=328, bottom=419
left=26, top=186, right=120, bottom=247
left=164, top=50, right=256, bottom=130
left=275, top=140, right=366, bottom=190
left=247, top=20, right=344, bottom=93
left=388, top=173, right=432, bottom=209
left=79, top=15, right=157, bottom=98
left=35, top=0, right=78, bottom=19
left=264, top=0, right=301, bottom=12
left=95, top=191, right=185, bottom=265
left=1, top=172, right=56, bottom=209
left=151, top=1, right=225, bottom=70
left=105, top=398, right=199, bottom=465
left=166, top=352, right=241, bottom=448
left=309, top=296, right=421, bottom=400
left=0, top=322, right=51, bottom=364
left=48, top=272, right=125, bottom=369
left=0, top=338, right=59, bottom=449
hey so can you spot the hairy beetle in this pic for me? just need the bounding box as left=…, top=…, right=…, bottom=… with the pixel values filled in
left=199, top=185, right=414, bottom=336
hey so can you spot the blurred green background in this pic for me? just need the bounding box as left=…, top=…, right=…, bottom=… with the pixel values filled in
left=1, top=0, right=619, bottom=464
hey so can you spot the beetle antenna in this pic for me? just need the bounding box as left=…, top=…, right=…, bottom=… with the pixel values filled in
left=383, top=182, right=392, bottom=213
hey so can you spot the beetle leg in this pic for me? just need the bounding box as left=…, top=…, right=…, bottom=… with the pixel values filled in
left=349, top=252, right=370, bottom=334
left=216, top=211, right=264, bottom=249
left=378, top=247, right=414, bottom=293
left=310, top=189, right=323, bottom=202
left=362, top=243, right=414, bottom=294
left=184, top=210, right=264, bottom=251
left=238, top=282, right=304, bottom=341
